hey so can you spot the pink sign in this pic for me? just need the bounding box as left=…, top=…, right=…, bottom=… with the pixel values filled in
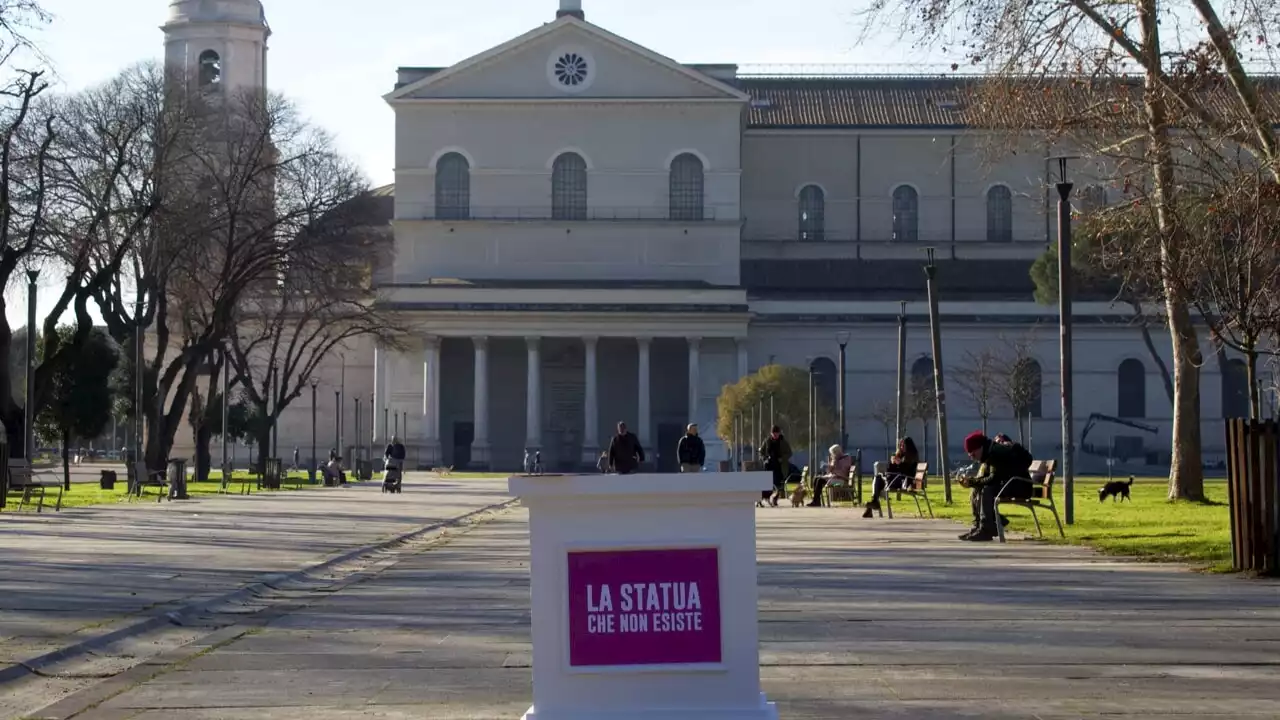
left=567, top=547, right=722, bottom=667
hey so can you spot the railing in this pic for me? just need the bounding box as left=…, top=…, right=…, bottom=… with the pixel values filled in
left=404, top=206, right=722, bottom=222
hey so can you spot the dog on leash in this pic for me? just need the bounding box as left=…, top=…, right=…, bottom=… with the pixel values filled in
left=1098, top=476, right=1134, bottom=503
left=789, top=483, right=809, bottom=507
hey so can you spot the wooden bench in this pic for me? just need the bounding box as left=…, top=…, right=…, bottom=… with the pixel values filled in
left=3, top=461, right=63, bottom=512
left=995, top=459, right=1065, bottom=542
left=822, top=463, right=859, bottom=507
left=879, top=462, right=934, bottom=519
left=128, top=461, right=170, bottom=502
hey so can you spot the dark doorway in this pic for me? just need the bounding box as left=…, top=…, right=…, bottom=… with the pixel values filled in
left=656, top=423, right=684, bottom=473
left=452, top=422, right=473, bottom=470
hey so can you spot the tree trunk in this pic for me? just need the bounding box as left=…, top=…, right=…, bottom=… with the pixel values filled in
left=254, top=420, right=271, bottom=476
left=61, top=427, right=70, bottom=491
left=195, top=424, right=212, bottom=483
left=1134, top=306, right=1176, bottom=404
left=1165, top=295, right=1206, bottom=500
left=1247, top=348, right=1260, bottom=421
left=1138, top=0, right=1205, bottom=502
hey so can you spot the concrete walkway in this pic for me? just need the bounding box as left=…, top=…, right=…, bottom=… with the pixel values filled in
left=0, top=474, right=513, bottom=718
left=26, top=504, right=1279, bottom=720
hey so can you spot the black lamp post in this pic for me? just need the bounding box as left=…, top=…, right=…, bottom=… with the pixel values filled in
left=1051, top=155, right=1078, bottom=525
left=895, top=301, right=907, bottom=441
left=333, top=389, right=340, bottom=463
left=836, top=331, right=850, bottom=450
left=924, top=248, right=953, bottom=504
left=221, top=344, right=230, bottom=474
left=310, top=377, right=318, bottom=483
left=354, top=395, right=361, bottom=464
left=24, top=269, right=37, bottom=463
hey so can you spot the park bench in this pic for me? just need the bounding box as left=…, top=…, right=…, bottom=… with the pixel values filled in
left=995, top=459, right=1065, bottom=543
left=3, top=460, right=63, bottom=512
left=822, top=462, right=860, bottom=507
left=127, top=461, right=169, bottom=503
left=877, top=462, right=934, bottom=519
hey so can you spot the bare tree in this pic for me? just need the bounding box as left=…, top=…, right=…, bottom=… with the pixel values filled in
left=869, top=398, right=897, bottom=458
left=80, top=72, right=372, bottom=469
left=226, top=195, right=404, bottom=471
left=858, top=0, right=1280, bottom=501
left=907, top=373, right=935, bottom=464
left=952, top=348, right=1000, bottom=435
left=997, top=336, right=1039, bottom=446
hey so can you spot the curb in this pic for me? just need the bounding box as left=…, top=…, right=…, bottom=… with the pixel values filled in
left=0, top=495, right=520, bottom=684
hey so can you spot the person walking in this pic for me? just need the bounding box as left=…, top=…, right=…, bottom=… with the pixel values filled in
left=607, top=421, right=645, bottom=475
left=758, top=425, right=792, bottom=507
left=677, top=424, right=706, bottom=473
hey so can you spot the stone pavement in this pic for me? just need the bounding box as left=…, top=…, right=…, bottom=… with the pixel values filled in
left=26, top=504, right=1280, bottom=720
left=0, top=474, right=513, bottom=718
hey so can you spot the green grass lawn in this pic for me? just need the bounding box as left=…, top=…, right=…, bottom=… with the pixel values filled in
left=853, top=476, right=1232, bottom=572
left=4, top=470, right=322, bottom=511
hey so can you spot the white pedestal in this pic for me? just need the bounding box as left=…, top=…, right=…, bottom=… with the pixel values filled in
left=508, top=472, right=778, bottom=720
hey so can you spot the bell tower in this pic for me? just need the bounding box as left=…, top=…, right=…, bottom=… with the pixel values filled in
left=163, top=0, right=270, bottom=94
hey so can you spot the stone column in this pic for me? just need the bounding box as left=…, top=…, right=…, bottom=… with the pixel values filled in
left=422, top=336, right=442, bottom=466
left=637, top=337, right=651, bottom=449
left=373, top=343, right=388, bottom=445
left=581, top=336, right=599, bottom=467
left=687, top=337, right=701, bottom=425
left=736, top=338, right=749, bottom=379
left=471, top=337, right=491, bottom=469
left=525, top=336, right=542, bottom=450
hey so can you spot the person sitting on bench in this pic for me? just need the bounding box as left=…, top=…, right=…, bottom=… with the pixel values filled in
left=957, top=431, right=1033, bottom=542
left=810, top=444, right=853, bottom=507
left=863, top=437, right=919, bottom=518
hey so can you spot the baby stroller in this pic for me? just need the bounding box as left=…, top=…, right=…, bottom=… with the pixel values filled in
left=382, top=459, right=403, bottom=494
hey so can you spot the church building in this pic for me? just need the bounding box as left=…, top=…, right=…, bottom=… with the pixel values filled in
left=165, top=0, right=1254, bottom=474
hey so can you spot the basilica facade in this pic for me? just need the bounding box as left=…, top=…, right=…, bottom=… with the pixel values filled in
left=166, top=0, right=1254, bottom=474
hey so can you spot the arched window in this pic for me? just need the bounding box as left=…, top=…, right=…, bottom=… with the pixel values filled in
left=434, top=152, right=471, bottom=220
left=892, top=185, right=919, bottom=242
left=669, top=153, right=704, bottom=221
left=798, top=185, right=825, bottom=241
left=809, top=357, right=838, bottom=413
left=198, top=49, right=222, bottom=87
left=1117, top=359, right=1146, bottom=418
left=1011, top=358, right=1043, bottom=418
left=552, top=152, right=588, bottom=220
left=986, top=185, right=1013, bottom=243
left=1222, top=358, right=1250, bottom=418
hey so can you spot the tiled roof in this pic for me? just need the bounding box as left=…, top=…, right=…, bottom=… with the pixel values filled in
left=740, top=75, right=1280, bottom=129
left=743, top=77, right=976, bottom=128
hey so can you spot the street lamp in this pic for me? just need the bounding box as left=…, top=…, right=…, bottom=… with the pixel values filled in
left=354, top=395, right=362, bottom=465
left=310, top=377, right=318, bottom=483
left=333, top=389, right=340, bottom=464
left=836, top=331, right=850, bottom=450
left=805, top=357, right=816, bottom=472
left=24, top=269, right=37, bottom=463
left=1050, top=155, right=1079, bottom=525
left=923, top=248, right=953, bottom=505
left=896, top=301, right=907, bottom=442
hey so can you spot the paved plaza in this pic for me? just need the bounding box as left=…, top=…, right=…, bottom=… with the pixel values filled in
left=2, top=478, right=1279, bottom=719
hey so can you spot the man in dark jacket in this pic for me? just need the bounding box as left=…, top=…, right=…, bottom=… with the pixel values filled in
left=676, top=424, right=706, bottom=473
left=607, top=422, right=645, bottom=475
left=758, top=426, right=792, bottom=507
left=959, top=431, right=1033, bottom=541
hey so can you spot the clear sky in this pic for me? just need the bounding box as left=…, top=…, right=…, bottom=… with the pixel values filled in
left=6, top=0, right=950, bottom=328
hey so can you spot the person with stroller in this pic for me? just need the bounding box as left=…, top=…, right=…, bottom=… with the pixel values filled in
left=383, top=435, right=406, bottom=491
left=863, top=437, right=920, bottom=518
left=758, top=426, right=792, bottom=507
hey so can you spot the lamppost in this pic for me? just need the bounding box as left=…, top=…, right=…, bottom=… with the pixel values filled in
left=369, top=393, right=375, bottom=462
left=805, top=358, right=816, bottom=472
left=354, top=395, right=361, bottom=464
left=1051, top=155, right=1078, bottom=525
left=221, top=344, right=230, bottom=474
left=895, top=301, right=907, bottom=442
left=24, top=269, right=37, bottom=462
left=923, top=249, right=953, bottom=504
left=310, top=377, right=318, bottom=483
left=836, top=331, right=850, bottom=450
left=333, top=389, right=340, bottom=462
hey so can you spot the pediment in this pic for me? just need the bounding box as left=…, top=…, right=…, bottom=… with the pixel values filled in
left=387, top=17, right=747, bottom=103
